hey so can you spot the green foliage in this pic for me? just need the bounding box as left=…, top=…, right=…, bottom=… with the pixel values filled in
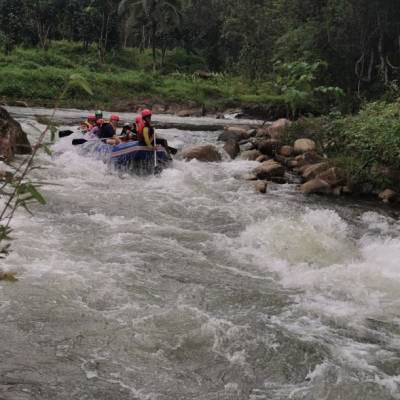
left=288, top=99, right=400, bottom=190
left=272, top=60, right=344, bottom=117
left=0, top=271, right=18, bottom=282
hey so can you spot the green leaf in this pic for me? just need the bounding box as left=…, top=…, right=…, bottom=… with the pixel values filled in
left=0, top=272, right=18, bottom=282
left=17, top=183, right=46, bottom=205
left=42, top=144, right=53, bottom=156
left=68, top=74, right=93, bottom=96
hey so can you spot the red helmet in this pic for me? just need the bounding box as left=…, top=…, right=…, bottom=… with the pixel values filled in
left=141, top=109, right=152, bottom=118
left=96, top=118, right=104, bottom=126
left=110, top=114, right=120, bottom=122
left=88, top=115, right=96, bottom=122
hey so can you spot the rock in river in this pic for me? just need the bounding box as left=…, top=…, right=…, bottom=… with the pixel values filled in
left=0, top=106, right=32, bottom=160
left=182, top=145, right=222, bottom=162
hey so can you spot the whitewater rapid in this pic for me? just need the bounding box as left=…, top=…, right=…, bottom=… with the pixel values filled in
left=0, top=113, right=399, bottom=400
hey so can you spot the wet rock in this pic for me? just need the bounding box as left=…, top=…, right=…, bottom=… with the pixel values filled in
left=176, top=108, right=201, bottom=117
left=279, top=145, right=294, bottom=157
left=0, top=106, right=32, bottom=160
left=241, top=173, right=257, bottom=181
left=275, top=154, right=292, bottom=166
left=254, top=160, right=285, bottom=180
left=266, top=118, right=291, bottom=140
left=246, top=128, right=257, bottom=138
left=294, top=138, right=316, bottom=154
left=257, top=139, right=280, bottom=156
left=317, top=167, right=346, bottom=187
left=332, top=186, right=343, bottom=196
left=182, top=145, right=222, bottom=162
left=255, top=180, right=267, bottom=193
left=287, top=159, right=299, bottom=169
left=256, top=155, right=268, bottom=163
left=256, top=127, right=270, bottom=138
left=270, top=176, right=288, bottom=184
left=224, top=139, right=240, bottom=159
left=378, top=189, right=397, bottom=203
left=218, top=127, right=249, bottom=142
left=240, top=149, right=262, bottom=161
left=342, top=186, right=352, bottom=194
left=240, top=142, right=255, bottom=152
left=300, top=178, right=331, bottom=194
left=301, top=162, right=329, bottom=180
left=295, top=151, right=324, bottom=167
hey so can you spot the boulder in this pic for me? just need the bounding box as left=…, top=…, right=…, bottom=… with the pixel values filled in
left=300, top=178, right=331, bottom=194
left=241, top=173, right=257, bottom=181
left=266, top=118, right=291, bottom=140
left=301, top=162, right=329, bottom=181
left=0, top=107, right=32, bottom=160
left=255, top=180, right=267, bottom=194
left=294, top=138, right=316, bottom=154
left=256, top=127, right=270, bottom=138
left=218, top=127, right=249, bottom=142
left=378, top=189, right=397, bottom=203
left=246, top=128, right=257, bottom=138
left=223, top=139, right=240, bottom=159
left=182, top=145, right=222, bottom=162
left=317, top=167, right=346, bottom=187
left=240, top=149, right=262, bottom=161
left=295, top=151, right=324, bottom=167
left=279, top=145, right=294, bottom=157
left=240, top=142, right=255, bottom=152
left=256, top=155, right=268, bottom=163
left=257, top=139, right=280, bottom=156
left=254, top=160, right=285, bottom=180
left=287, top=159, right=299, bottom=169
left=176, top=109, right=200, bottom=117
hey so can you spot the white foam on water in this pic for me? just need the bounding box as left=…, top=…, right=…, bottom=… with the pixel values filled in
left=2, top=119, right=400, bottom=399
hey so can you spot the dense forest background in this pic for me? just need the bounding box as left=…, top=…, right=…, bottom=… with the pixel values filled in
left=1, top=0, right=400, bottom=104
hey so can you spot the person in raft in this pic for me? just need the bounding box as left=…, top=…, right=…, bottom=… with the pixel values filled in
left=80, top=114, right=96, bottom=133
left=118, top=122, right=137, bottom=142
left=98, top=115, right=121, bottom=145
left=95, top=110, right=103, bottom=120
left=136, top=109, right=170, bottom=152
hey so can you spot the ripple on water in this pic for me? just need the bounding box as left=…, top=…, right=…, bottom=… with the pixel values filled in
left=0, top=120, right=400, bottom=399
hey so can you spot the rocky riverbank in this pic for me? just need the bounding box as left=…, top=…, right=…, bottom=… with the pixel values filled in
left=181, top=118, right=400, bottom=205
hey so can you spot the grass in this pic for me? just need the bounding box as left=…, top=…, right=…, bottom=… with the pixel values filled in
left=0, top=41, right=283, bottom=111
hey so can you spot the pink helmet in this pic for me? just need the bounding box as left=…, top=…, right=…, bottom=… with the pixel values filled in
left=110, top=114, right=120, bottom=122
left=141, top=109, right=152, bottom=118
left=88, top=115, right=96, bottom=122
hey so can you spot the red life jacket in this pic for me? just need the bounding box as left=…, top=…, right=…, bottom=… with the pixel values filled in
left=135, top=116, right=144, bottom=140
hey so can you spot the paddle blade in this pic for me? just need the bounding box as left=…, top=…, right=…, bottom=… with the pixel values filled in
left=59, top=130, right=74, bottom=138
left=168, top=146, right=178, bottom=155
left=72, top=138, right=88, bottom=146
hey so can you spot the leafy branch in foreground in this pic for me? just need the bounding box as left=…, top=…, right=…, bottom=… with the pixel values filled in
left=0, top=73, right=92, bottom=269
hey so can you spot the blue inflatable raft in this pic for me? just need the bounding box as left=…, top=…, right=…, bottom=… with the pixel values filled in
left=79, top=140, right=171, bottom=174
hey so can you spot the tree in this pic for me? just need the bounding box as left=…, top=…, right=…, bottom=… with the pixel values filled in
left=118, top=0, right=184, bottom=72
left=0, top=0, right=29, bottom=53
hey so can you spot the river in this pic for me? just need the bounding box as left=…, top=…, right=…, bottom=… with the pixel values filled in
left=1, top=108, right=400, bottom=400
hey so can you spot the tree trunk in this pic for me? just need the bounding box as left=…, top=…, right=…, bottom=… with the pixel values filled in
left=151, top=21, right=157, bottom=73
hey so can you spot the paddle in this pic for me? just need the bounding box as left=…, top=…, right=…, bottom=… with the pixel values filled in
left=59, top=130, right=74, bottom=138
left=72, top=138, right=99, bottom=145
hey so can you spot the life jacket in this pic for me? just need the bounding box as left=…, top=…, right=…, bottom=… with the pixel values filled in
left=142, top=126, right=154, bottom=147
left=136, top=116, right=145, bottom=139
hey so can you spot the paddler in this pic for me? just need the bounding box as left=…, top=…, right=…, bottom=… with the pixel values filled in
left=137, top=109, right=170, bottom=153
left=98, top=114, right=121, bottom=145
